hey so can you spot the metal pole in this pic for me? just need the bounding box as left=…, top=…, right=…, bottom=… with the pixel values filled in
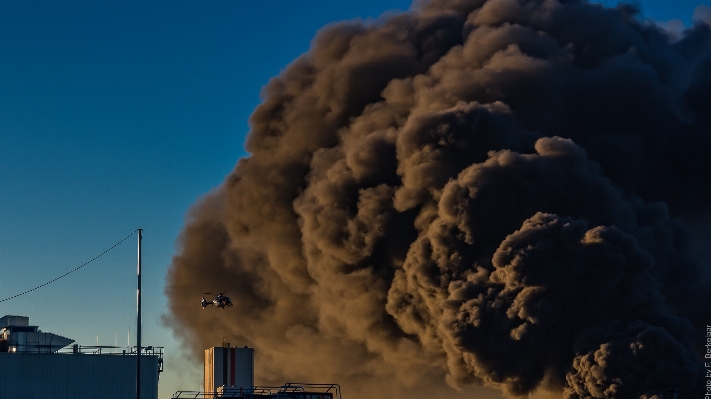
left=137, top=229, right=142, bottom=399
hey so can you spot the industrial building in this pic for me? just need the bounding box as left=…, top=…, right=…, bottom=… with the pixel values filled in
left=172, top=342, right=342, bottom=399
left=0, top=315, right=163, bottom=399
left=204, top=344, right=254, bottom=393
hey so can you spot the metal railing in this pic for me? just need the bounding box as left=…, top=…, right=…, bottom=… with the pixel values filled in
left=282, top=383, right=342, bottom=399
left=56, top=345, right=165, bottom=372
left=172, top=382, right=342, bottom=399
left=56, top=345, right=164, bottom=356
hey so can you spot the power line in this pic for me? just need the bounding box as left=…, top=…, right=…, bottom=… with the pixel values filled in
left=0, top=229, right=138, bottom=303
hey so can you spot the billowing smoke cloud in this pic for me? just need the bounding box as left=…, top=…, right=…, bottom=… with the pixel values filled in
left=164, top=1, right=711, bottom=398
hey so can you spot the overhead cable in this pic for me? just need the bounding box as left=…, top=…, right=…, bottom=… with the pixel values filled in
left=0, top=229, right=138, bottom=303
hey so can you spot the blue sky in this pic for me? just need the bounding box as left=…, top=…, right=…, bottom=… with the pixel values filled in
left=0, top=1, right=708, bottom=398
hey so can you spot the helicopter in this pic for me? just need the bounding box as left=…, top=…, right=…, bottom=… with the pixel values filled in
left=201, top=292, right=233, bottom=309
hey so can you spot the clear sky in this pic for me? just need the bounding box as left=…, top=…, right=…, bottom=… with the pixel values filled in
left=0, top=1, right=708, bottom=398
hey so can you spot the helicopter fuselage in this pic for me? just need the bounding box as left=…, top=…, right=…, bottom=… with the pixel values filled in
left=202, top=294, right=232, bottom=309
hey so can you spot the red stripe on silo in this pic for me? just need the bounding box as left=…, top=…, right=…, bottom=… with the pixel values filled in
left=230, top=347, right=235, bottom=386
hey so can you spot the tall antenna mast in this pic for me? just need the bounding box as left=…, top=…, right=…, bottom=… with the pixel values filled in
left=136, top=229, right=142, bottom=399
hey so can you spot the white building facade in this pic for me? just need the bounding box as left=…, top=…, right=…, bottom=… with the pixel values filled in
left=0, top=315, right=162, bottom=399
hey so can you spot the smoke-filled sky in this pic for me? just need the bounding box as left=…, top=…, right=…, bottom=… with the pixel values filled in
left=1, top=1, right=710, bottom=399
left=165, top=1, right=711, bottom=398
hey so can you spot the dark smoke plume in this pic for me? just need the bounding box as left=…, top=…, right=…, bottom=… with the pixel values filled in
left=165, top=1, right=711, bottom=398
